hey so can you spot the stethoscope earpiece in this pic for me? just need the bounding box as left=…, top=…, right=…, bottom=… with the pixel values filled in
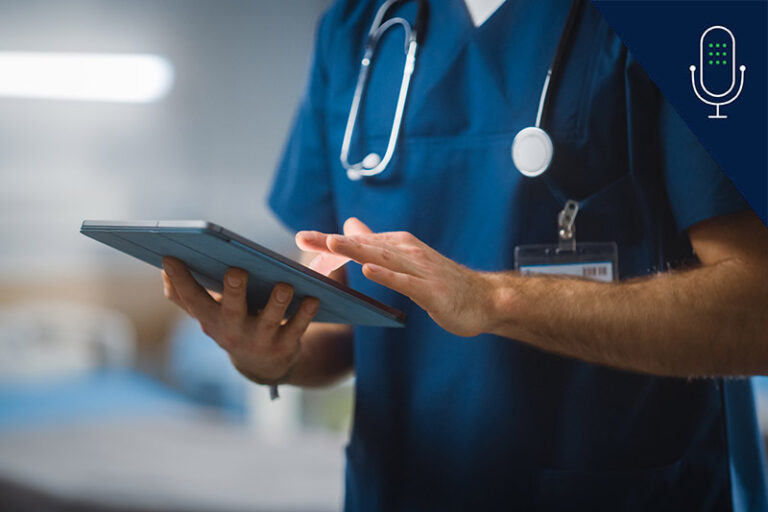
left=511, top=126, right=554, bottom=178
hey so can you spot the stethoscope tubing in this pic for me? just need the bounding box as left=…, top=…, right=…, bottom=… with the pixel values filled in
left=342, top=36, right=418, bottom=181
left=342, top=0, right=583, bottom=180
left=341, top=0, right=426, bottom=181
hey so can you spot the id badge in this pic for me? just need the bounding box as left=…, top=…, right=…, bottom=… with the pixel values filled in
left=514, top=242, right=618, bottom=282
left=514, top=200, right=619, bottom=282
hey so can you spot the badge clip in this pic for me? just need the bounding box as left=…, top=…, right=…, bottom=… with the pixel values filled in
left=557, top=200, right=579, bottom=252
left=514, top=199, right=619, bottom=282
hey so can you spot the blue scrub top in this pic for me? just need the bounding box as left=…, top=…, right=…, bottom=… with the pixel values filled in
left=269, top=1, right=767, bottom=510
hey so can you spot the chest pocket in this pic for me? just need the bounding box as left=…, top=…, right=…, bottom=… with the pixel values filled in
left=545, top=9, right=633, bottom=201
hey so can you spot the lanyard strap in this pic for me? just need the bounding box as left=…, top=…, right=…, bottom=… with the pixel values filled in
left=537, top=0, right=585, bottom=130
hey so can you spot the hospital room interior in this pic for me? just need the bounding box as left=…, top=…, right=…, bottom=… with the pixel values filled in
left=0, top=1, right=765, bottom=511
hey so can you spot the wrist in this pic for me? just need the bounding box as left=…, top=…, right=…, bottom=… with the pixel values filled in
left=230, top=357, right=296, bottom=387
left=483, top=272, right=525, bottom=337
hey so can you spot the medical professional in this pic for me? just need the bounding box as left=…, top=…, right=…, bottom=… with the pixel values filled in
left=162, top=0, right=768, bottom=510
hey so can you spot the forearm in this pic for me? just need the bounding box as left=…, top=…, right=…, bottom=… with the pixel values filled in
left=486, top=258, right=768, bottom=377
left=301, top=212, right=768, bottom=377
left=285, top=322, right=354, bottom=387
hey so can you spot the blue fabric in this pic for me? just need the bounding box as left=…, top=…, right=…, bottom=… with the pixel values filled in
left=269, top=0, right=759, bottom=510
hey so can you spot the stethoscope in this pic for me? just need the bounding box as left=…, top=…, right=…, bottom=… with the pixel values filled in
left=341, top=0, right=584, bottom=181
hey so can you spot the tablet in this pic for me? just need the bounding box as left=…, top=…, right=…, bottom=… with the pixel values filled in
left=80, top=220, right=405, bottom=328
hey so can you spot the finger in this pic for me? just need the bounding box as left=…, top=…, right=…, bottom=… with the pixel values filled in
left=163, top=257, right=218, bottom=324
left=295, top=230, right=331, bottom=253
left=327, top=235, right=418, bottom=274
left=280, top=297, right=320, bottom=345
left=296, top=230, right=351, bottom=275
left=343, top=217, right=373, bottom=236
left=162, top=271, right=189, bottom=313
left=296, top=218, right=374, bottom=252
left=362, top=263, right=428, bottom=305
left=343, top=231, right=418, bottom=245
left=308, top=252, right=350, bottom=276
left=255, top=283, right=294, bottom=341
left=221, top=268, right=248, bottom=322
left=338, top=232, right=427, bottom=259
left=305, top=217, right=375, bottom=274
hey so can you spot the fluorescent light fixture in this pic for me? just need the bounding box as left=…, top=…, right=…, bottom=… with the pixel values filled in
left=0, top=52, right=174, bottom=103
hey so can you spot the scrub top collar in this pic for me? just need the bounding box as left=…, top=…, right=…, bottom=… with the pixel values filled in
left=463, top=0, right=507, bottom=26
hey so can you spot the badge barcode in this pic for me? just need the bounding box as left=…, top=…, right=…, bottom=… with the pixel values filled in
left=582, top=266, right=608, bottom=277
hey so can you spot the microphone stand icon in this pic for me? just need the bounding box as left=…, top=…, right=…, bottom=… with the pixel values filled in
left=689, top=25, right=746, bottom=119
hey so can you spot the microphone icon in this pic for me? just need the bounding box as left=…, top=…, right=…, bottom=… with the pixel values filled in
left=689, top=25, right=746, bottom=119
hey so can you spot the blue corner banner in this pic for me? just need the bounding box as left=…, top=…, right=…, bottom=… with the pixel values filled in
left=592, top=0, right=768, bottom=226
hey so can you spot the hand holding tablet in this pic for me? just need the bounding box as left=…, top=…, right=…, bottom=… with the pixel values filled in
left=160, top=255, right=320, bottom=385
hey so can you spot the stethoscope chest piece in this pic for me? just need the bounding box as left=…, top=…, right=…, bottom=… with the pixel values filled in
left=511, top=126, right=553, bottom=178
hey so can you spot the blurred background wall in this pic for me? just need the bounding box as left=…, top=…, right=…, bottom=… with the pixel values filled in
left=0, top=2, right=357, bottom=511
left=0, top=0, right=331, bottom=366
